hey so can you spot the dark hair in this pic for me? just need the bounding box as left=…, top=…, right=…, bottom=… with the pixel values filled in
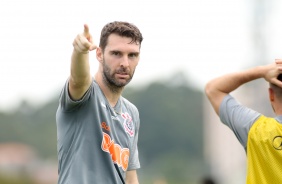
left=99, top=21, right=143, bottom=51
left=270, top=74, right=282, bottom=101
left=278, top=74, right=282, bottom=82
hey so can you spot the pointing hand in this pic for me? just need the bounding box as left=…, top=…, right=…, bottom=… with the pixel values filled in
left=73, top=24, right=97, bottom=54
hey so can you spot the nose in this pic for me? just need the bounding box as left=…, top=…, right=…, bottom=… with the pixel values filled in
left=120, top=56, right=129, bottom=67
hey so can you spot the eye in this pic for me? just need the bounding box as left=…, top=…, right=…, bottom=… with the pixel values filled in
left=112, top=51, right=121, bottom=56
left=129, top=53, right=138, bottom=58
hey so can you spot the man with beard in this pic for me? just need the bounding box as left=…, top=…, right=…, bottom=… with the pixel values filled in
left=56, top=22, right=143, bottom=184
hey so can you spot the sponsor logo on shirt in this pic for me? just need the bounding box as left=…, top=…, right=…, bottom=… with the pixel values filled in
left=121, top=112, right=134, bottom=137
left=101, top=122, right=111, bottom=132
left=101, top=132, right=130, bottom=171
left=272, top=136, right=282, bottom=150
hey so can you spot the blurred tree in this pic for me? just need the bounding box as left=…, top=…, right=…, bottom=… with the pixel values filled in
left=0, top=174, right=33, bottom=184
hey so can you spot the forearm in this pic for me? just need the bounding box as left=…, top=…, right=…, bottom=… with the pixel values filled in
left=207, top=66, right=265, bottom=95
left=205, top=65, right=267, bottom=115
left=70, top=49, right=91, bottom=87
left=125, top=170, right=139, bottom=184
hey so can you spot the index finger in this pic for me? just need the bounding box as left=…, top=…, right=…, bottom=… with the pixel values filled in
left=272, top=79, right=282, bottom=88
left=83, top=24, right=93, bottom=42
left=84, top=24, right=90, bottom=35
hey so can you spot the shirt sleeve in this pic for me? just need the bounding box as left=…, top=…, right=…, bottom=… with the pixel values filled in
left=219, top=95, right=261, bottom=149
left=127, top=105, right=141, bottom=170
left=127, top=129, right=140, bottom=170
left=59, top=78, right=93, bottom=112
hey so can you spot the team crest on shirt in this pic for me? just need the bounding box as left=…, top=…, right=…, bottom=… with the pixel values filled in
left=121, top=112, right=134, bottom=137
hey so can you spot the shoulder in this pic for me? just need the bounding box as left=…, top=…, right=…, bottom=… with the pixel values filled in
left=219, top=95, right=261, bottom=148
left=58, top=79, right=98, bottom=112
left=251, top=115, right=279, bottom=130
left=122, top=97, right=139, bottom=113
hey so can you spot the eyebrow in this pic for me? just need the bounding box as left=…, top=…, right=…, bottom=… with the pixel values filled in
left=129, top=52, right=140, bottom=55
left=110, top=50, right=139, bottom=54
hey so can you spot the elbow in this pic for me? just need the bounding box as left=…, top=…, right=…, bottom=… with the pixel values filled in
left=204, top=80, right=226, bottom=116
left=204, top=81, right=214, bottom=99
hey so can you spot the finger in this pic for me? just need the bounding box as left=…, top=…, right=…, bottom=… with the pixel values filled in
left=73, top=38, right=86, bottom=53
left=78, top=34, right=90, bottom=45
left=275, top=59, right=282, bottom=64
left=77, top=38, right=90, bottom=50
left=89, top=44, right=97, bottom=51
left=272, top=79, right=282, bottom=88
left=82, top=28, right=96, bottom=50
left=73, top=35, right=91, bottom=53
left=84, top=24, right=89, bottom=35
left=73, top=44, right=85, bottom=53
left=83, top=24, right=92, bottom=41
left=73, top=39, right=86, bottom=53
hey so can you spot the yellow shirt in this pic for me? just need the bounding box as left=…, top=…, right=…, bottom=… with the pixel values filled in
left=247, top=115, right=282, bottom=184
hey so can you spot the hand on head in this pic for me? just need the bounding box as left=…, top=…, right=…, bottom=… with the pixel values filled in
left=73, top=24, right=97, bottom=54
left=265, top=59, right=282, bottom=88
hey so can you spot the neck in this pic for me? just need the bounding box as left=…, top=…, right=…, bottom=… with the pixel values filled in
left=275, top=109, right=282, bottom=116
left=95, top=73, right=123, bottom=107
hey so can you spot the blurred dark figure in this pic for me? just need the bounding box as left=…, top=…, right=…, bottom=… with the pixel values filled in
left=201, top=177, right=216, bottom=184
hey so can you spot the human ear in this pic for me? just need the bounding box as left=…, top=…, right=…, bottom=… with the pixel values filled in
left=269, top=88, right=275, bottom=102
left=96, top=47, right=103, bottom=63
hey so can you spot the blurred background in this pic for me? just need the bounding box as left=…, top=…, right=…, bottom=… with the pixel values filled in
left=1, top=0, right=282, bottom=183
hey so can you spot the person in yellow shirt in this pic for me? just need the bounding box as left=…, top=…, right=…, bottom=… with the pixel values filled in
left=205, top=60, right=282, bottom=184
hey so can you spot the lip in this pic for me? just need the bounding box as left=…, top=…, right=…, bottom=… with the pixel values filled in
left=116, top=73, right=129, bottom=78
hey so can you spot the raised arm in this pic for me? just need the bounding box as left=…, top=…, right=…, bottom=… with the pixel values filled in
left=69, top=24, right=97, bottom=100
left=205, top=60, right=282, bottom=115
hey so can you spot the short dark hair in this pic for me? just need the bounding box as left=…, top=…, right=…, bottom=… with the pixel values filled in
left=99, top=21, right=143, bottom=51
left=270, top=74, right=282, bottom=101
left=278, top=74, right=282, bottom=82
